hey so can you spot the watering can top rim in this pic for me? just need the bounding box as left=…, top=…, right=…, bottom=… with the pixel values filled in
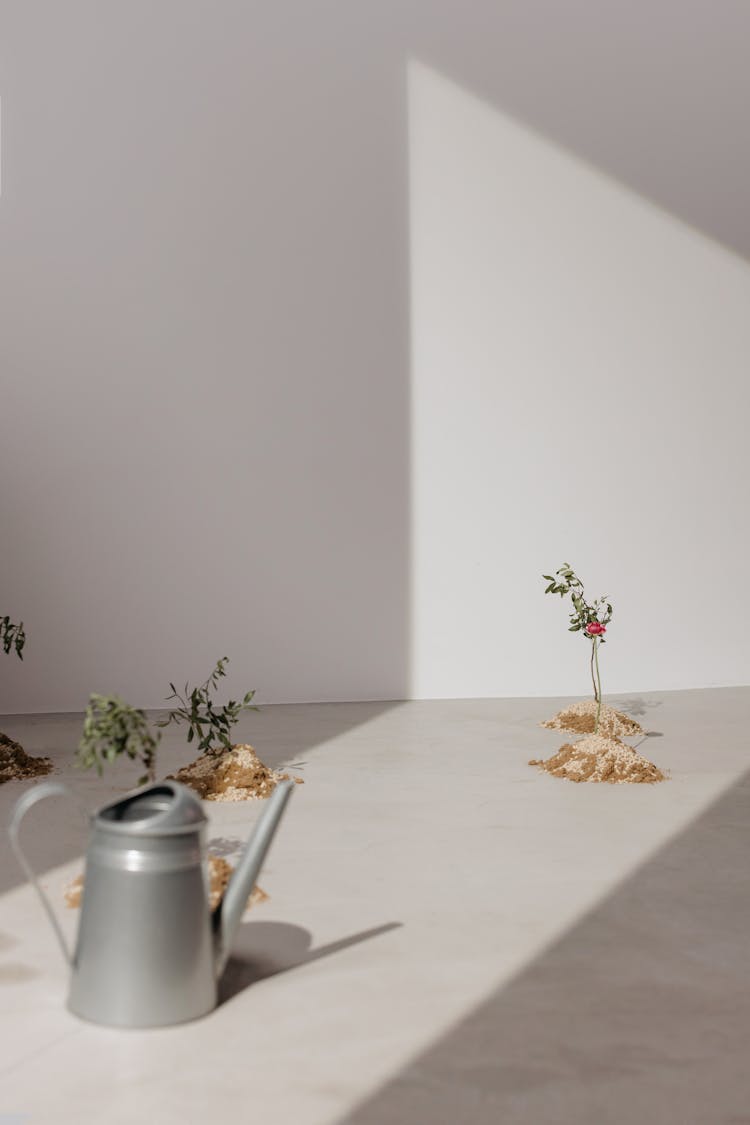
left=92, top=780, right=208, bottom=837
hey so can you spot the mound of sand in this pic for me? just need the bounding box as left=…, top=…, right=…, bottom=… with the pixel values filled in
left=65, top=856, right=268, bottom=912
left=205, top=856, right=269, bottom=911
left=167, top=743, right=303, bottom=802
left=530, top=733, right=666, bottom=784
left=0, top=732, right=52, bottom=785
left=541, top=700, right=645, bottom=740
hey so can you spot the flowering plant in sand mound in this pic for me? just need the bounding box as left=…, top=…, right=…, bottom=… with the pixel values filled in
left=542, top=564, right=613, bottom=734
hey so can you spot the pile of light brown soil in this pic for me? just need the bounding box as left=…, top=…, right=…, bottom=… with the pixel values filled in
left=530, top=734, right=666, bottom=785
left=204, top=856, right=268, bottom=911
left=167, top=743, right=303, bottom=802
left=64, top=875, right=84, bottom=909
left=0, top=732, right=52, bottom=785
left=541, top=701, right=645, bottom=740
left=65, top=856, right=268, bottom=912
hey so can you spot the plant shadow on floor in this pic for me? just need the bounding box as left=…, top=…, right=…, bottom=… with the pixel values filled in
left=612, top=696, right=663, bottom=719
left=610, top=696, right=664, bottom=741
left=218, top=920, right=402, bottom=1005
left=206, top=836, right=245, bottom=859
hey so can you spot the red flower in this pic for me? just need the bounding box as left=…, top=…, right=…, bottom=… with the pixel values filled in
left=585, top=622, right=606, bottom=636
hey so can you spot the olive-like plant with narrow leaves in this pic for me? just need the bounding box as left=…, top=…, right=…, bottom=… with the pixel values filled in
left=542, top=564, right=613, bottom=733
left=76, top=694, right=160, bottom=786
left=76, top=658, right=257, bottom=784
left=1, top=615, right=26, bottom=659
left=1, top=614, right=27, bottom=755
left=157, top=657, right=258, bottom=755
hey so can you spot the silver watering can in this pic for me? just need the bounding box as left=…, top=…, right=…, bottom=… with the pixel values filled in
left=9, top=776, right=294, bottom=1028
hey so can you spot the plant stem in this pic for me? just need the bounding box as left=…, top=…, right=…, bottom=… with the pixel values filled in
left=593, top=637, right=602, bottom=734
left=590, top=639, right=597, bottom=701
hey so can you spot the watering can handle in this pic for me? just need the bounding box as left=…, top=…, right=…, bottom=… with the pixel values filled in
left=8, top=780, right=81, bottom=966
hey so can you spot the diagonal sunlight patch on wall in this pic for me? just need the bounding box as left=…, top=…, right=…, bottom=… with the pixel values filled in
left=407, top=60, right=750, bottom=702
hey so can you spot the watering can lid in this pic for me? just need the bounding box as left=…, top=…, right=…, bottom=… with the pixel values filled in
left=94, top=781, right=207, bottom=836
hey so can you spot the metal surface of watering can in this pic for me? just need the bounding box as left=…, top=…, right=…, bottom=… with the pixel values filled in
left=9, top=777, right=295, bottom=1028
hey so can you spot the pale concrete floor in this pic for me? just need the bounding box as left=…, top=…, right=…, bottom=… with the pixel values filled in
left=0, top=688, right=748, bottom=1124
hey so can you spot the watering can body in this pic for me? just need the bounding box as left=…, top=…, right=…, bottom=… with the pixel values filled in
left=70, top=783, right=216, bottom=1027
left=9, top=777, right=294, bottom=1029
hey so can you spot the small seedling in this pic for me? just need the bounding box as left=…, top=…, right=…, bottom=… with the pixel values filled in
left=157, top=657, right=258, bottom=755
left=77, top=694, right=160, bottom=785
left=543, top=564, right=613, bottom=733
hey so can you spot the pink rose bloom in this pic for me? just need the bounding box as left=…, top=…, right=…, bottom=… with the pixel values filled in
left=585, top=622, right=606, bottom=636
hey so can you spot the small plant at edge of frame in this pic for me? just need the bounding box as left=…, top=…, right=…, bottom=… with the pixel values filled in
left=157, top=657, right=258, bottom=756
left=542, top=563, right=613, bottom=734
left=1, top=613, right=27, bottom=752
left=77, top=694, right=160, bottom=786
left=1, top=615, right=26, bottom=659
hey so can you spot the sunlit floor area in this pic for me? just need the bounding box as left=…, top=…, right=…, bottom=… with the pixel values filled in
left=1, top=687, right=748, bottom=1124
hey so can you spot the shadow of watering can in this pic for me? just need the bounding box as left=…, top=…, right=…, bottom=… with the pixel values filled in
left=8, top=777, right=295, bottom=1028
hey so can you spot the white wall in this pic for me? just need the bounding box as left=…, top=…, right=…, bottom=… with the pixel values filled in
left=409, top=62, right=750, bottom=699
left=2, top=3, right=750, bottom=712
left=0, top=2, right=411, bottom=711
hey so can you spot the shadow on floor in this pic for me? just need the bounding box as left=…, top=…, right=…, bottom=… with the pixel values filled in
left=229, top=701, right=402, bottom=773
left=0, top=701, right=402, bottom=897
left=612, top=697, right=664, bottom=720
left=219, top=919, right=402, bottom=1004
left=341, top=769, right=750, bottom=1125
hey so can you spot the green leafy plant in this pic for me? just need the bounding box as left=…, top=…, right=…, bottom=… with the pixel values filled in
left=1, top=613, right=27, bottom=756
left=77, top=694, right=160, bottom=785
left=543, top=564, right=613, bottom=733
left=157, top=657, right=258, bottom=755
left=1, top=615, right=26, bottom=659
left=76, top=658, right=257, bottom=783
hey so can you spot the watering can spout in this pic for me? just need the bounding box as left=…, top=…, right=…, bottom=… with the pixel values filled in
left=213, top=778, right=295, bottom=974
